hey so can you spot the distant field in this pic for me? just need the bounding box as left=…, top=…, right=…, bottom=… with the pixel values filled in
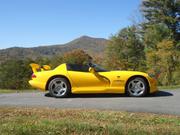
left=0, top=107, right=179, bottom=135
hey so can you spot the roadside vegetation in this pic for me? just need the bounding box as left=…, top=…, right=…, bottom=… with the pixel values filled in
left=0, top=107, right=180, bottom=135
left=0, top=0, right=179, bottom=90
left=0, top=89, right=38, bottom=93
left=158, top=85, right=180, bottom=90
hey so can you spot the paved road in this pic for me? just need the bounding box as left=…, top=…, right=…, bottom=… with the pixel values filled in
left=0, top=89, right=179, bottom=115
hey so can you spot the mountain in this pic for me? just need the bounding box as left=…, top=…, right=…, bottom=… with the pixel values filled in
left=0, top=36, right=108, bottom=62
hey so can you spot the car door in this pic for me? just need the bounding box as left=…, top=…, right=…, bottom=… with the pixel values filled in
left=66, top=64, right=108, bottom=92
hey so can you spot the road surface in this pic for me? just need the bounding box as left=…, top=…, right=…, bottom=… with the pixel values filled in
left=0, top=89, right=179, bottom=115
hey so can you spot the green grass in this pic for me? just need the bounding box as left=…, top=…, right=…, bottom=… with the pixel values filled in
left=0, top=107, right=180, bottom=135
left=158, top=85, right=180, bottom=90
left=0, top=89, right=39, bottom=93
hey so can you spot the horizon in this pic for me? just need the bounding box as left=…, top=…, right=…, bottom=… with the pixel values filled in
left=0, top=0, right=141, bottom=49
left=0, top=35, right=107, bottom=50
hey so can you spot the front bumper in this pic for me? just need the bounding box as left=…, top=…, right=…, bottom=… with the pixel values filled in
left=148, top=77, right=158, bottom=93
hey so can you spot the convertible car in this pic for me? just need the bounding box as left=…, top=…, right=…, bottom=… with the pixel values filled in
left=29, top=63, right=158, bottom=97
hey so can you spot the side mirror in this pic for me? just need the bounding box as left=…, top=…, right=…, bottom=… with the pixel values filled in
left=89, top=67, right=95, bottom=73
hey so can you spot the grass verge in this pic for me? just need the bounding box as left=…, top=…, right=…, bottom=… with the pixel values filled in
left=0, top=107, right=179, bottom=135
left=158, top=85, right=180, bottom=90
left=0, top=89, right=39, bottom=93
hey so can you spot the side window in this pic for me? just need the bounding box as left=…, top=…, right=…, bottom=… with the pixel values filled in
left=67, top=64, right=89, bottom=72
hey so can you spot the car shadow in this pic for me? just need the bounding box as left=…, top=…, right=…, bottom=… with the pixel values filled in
left=44, top=90, right=173, bottom=98
left=44, top=92, right=126, bottom=98
left=147, top=90, right=173, bottom=97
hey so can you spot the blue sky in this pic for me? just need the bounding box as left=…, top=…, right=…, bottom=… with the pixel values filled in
left=0, top=0, right=141, bottom=49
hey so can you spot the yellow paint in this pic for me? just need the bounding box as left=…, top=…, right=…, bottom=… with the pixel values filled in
left=29, top=63, right=158, bottom=94
left=30, top=63, right=51, bottom=72
left=30, top=63, right=40, bottom=73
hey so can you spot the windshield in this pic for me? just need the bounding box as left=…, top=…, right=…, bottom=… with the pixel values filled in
left=66, top=63, right=109, bottom=72
left=91, top=63, right=109, bottom=72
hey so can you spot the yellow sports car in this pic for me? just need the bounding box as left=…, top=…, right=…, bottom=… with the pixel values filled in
left=29, top=63, right=158, bottom=97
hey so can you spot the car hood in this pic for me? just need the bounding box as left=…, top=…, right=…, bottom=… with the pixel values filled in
left=105, top=70, right=148, bottom=76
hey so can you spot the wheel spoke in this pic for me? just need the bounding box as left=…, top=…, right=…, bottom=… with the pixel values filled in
left=57, top=90, right=62, bottom=95
left=53, top=82, right=59, bottom=88
left=57, top=88, right=66, bottom=95
left=139, top=86, right=145, bottom=90
left=132, top=81, right=136, bottom=87
left=134, top=90, right=138, bottom=95
left=136, top=89, right=142, bottom=93
left=60, top=82, right=66, bottom=88
left=136, top=81, right=141, bottom=87
left=129, top=81, right=135, bottom=89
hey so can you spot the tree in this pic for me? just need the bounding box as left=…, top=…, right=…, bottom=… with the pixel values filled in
left=144, top=24, right=172, bottom=72
left=144, top=24, right=172, bottom=49
left=50, top=55, right=64, bottom=68
left=0, top=59, right=33, bottom=89
left=50, top=49, right=92, bottom=67
left=141, top=0, right=180, bottom=41
left=34, top=57, right=51, bottom=66
left=63, top=49, right=92, bottom=64
left=141, top=0, right=180, bottom=85
left=106, top=26, right=145, bottom=71
left=156, top=39, right=179, bottom=85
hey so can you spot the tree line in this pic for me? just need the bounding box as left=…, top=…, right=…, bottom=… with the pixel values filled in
left=106, top=0, right=180, bottom=85
left=0, top=0, right=179, bottom=89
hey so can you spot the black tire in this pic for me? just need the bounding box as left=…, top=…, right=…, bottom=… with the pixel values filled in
left=126, top=77, right=148, bottom=97
left=48, top=77, right=71, bottom=98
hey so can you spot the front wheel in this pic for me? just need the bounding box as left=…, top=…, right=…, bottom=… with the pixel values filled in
left=126, top=77, right=148, bottom=97
left=48, top=77, right=71, bottom=98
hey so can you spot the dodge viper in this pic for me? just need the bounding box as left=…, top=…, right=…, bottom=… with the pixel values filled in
left=29, top=63, right=158, bottom=97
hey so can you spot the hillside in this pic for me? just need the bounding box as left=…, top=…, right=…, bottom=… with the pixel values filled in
left=0, top=36, right=108, bottom=62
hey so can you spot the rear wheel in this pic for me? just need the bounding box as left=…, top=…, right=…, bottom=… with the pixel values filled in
left=48, top=77, right=71, bottom=98
left=126, top=77, right=148, bottom=97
